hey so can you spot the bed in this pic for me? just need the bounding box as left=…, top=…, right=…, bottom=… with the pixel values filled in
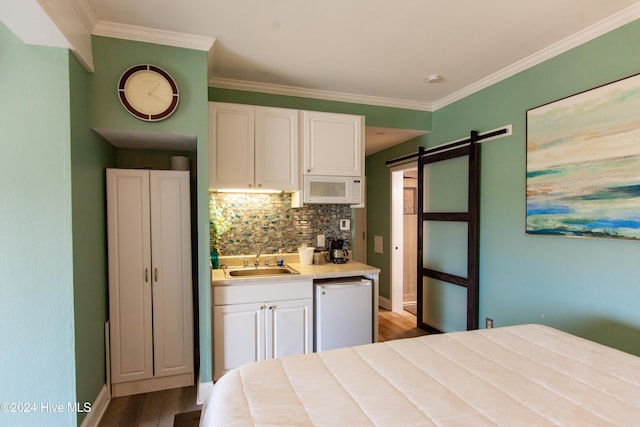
left=201, top=324, right=640, bottom=426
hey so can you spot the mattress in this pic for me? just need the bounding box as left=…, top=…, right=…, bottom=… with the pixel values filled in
left=201, top=324, right=640, bottom=426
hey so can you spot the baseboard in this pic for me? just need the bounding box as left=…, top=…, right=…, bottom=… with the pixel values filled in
left=80, top=384, right=110, bottom=427
left=111, top=372, right=193, bottom=397
left=379, top=296, right=391, bottom=310
left=197, top=372, right=214, bottom=405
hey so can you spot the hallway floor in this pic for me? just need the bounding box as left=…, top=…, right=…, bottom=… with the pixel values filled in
left=378, top=307, right=428, bottom=342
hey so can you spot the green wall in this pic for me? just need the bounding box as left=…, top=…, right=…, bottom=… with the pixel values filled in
left=367, top=19, right=640, bottom=354
left=209, top=88, right=432, bottom=130
left=365, top=138, right=426, bottom=302
left=90, top=36, right=211, bottom=382
left=0, top=24, right=77, bottom=426
left=5, top=13, right=638, bottom=419
left=69, top=53, right=116, bottom=425
left=115, top=148, right=196, bottom=170
left=0, top=30, right=212, bottom=426
left=209, top=89, right=432, bottom=318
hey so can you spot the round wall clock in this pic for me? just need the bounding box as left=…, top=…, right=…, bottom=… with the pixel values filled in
left=118, top=64, right=179, bottom=121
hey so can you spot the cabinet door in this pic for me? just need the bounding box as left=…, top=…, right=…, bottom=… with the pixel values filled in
left=301, top=111, right=363, bottom=176
left=266, top=298, right=313, bottom=360
left=209, top=102, right=255, bottom=189
left=107, top=169, right=153, bottom=384
left=150, top=171, right=193, bottom=378
left=213, top=303, right=266, bottom=380
left=255, top=106, right=299, bottom=190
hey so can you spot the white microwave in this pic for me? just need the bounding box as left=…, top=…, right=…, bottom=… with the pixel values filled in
left=303, top=175, right=363, bottom=204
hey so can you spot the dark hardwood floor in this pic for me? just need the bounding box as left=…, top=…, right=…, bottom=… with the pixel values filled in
left=98, top=309, right=428, bottom=426
left=98, top=384, right=200, bottom=427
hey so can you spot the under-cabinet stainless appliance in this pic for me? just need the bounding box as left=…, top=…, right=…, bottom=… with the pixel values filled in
left=315, top=278, right=373, bottom=352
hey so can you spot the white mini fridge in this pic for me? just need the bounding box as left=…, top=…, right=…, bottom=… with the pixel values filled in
left=315, top=278, right=373, bottom=352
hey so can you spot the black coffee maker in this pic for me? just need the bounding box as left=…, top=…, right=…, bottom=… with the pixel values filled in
left=327, top=238, right=348, bottom=264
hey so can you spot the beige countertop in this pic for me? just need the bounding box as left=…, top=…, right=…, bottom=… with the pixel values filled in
left=210, top=260, right=380, bottom=286
left=211, top=258, right=381, bottom=342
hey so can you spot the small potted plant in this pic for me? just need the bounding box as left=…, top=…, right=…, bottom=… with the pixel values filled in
left=209, top=195, right=233, bottom=269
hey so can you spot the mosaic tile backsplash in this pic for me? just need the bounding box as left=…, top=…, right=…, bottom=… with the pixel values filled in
left=210, top=192, right=352, bottom=256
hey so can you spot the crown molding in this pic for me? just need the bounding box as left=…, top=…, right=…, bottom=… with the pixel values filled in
left=92, top=21, right=215, bottom=52
left=209, top=77, right=434, bottom=112
left=210, top=3, right=640, bottom=113
left=75, top=1, right=640, bottom=111
left=432, top=2, right=640, bottom=110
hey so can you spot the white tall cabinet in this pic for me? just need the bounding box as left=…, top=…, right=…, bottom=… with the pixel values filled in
left=209, top=102, right=299, bottom=191
left=106, top=169, right=194, bottom=397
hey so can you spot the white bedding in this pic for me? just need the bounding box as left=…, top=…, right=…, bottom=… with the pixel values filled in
left=201, top=324, right=640, bottom=426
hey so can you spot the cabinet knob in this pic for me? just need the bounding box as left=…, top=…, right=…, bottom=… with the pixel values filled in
left=258, top=183, right=262, bottom=188
left=260, top=305, right=266, bottom=310
left=248, top=184, right=252, bottom=188
left=268, top=305, right=275, bottom=310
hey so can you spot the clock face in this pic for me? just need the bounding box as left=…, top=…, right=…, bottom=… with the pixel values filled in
left=118, top=65, right=179, bottom=121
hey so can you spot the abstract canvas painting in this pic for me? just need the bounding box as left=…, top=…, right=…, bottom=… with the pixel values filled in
left=526, top=73, right=640, bottom=240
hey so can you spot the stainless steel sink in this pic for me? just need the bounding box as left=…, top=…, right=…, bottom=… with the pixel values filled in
left=223, top=265, right=300, bottom=278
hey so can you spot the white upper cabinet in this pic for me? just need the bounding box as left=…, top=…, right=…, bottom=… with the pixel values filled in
left=209, top=102, right=298, bottom=191
left=301, top=110, right=364, bottom=177
left=209, top=103, right=255, bottom=190
left=255, top=107, right=299, bottom=190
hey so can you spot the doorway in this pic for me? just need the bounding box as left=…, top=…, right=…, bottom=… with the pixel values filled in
left=390, top=163, right=418, bottom=316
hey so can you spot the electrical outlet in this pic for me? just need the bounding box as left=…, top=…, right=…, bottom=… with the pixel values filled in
left=485, top=318, right=494, bottom=329
left=317, top=234, right=325, bottom=248
left=339, top=219, right=350, bottom=230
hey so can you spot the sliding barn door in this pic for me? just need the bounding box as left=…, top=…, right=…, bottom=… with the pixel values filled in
left=417, top=132, right=480, bottom=332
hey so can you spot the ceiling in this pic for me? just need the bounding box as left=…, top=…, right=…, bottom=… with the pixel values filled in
left=364, top=127, right=427, bottom=156
left=87, top=0, right=640, bottom=108
left=9, top=1, right=640, bottom=153
left=83, top=0, right=640, bottom=152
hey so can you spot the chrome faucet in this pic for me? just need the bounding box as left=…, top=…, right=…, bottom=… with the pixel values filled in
left=254, top=250, right=261, bottom=267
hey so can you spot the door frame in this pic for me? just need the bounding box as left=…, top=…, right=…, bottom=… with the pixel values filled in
left=390, top=161, right=417, bottom=313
